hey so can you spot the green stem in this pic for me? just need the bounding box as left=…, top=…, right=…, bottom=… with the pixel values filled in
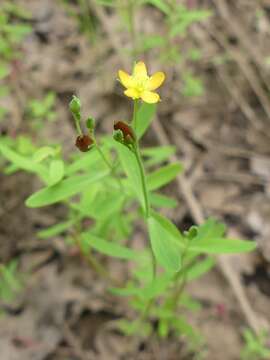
left=95, top=141, right=113, bottom=171
left=133, top=145, right=150, bottom=218
left=94, top=139, right=124, bottom=191
left=73, top=231, right=119, bottom=286
left=75, top=120, right=82, bottom=136
left=72, top=220, right=113, bottom=281
left=170, top=246, right=189, bottom=310
left=73, top=113, right=83, bottom=136
left=171, top=276, right=187, bottom=310
left=132, top=102, right=156, bottom=279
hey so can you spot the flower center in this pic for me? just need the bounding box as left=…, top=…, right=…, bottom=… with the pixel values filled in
left=134, top=76, right=148, bottom=93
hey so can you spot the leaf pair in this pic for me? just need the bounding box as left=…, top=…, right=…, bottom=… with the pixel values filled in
left=148, top=214, right=256, bottom=273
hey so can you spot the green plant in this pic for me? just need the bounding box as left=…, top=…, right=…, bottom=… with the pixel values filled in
left=0, top=1, right=32, bottom=122
left=241, top=329, right=270, bottom=360
left=0, top=61, right=256, bottom=351
left=0, top=260, right=23, bottom=308
left=27, top=92, right=57, bottom=130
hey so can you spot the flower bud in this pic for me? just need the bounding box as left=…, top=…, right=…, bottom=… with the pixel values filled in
left=113, top=121, right=135, bottom=142
left=69, top=95, right=81, bottom=117
left=184, top=226, right=198, bottom=240
left=75, top=134, right=93, bottom=152
left=113, top=129, right=124, bottom=143
left=86, top=117, right=95, bottom=131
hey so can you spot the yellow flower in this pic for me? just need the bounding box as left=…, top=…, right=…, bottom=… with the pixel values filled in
left=118, top=61, right=165, bottom=104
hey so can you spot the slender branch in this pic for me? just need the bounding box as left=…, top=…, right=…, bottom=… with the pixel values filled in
left=94, top=139, right=124, bottom=191
left=72, top=230, right=120, bottom=286
left=131, top=103, right=156, bottom=280
left=133, top=145, right=150, bottom=218
left=95, top=141, right=113, bottom=170
left=133, top=145, right=156, bottom=279
left=169, top=245, right=189, bottom=310
left=75, top=118, right=83, bottom=136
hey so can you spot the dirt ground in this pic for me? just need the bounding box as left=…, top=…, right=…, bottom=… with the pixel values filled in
left=1, top=0, right=270, bottom=359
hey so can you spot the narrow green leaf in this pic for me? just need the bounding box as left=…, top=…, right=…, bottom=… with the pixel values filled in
left=33, top=146, right=56, bottom=163
left=143, top=273, right=172, bottom=299
left=143, top=0, right=171, bottom=15
left=170, top=7, right=212, bottom=37
left=143, top=145, right=176, bottom=167
left=189, top=237, right=256, bottom=254
left=151, top=211, right=185, bottom=245
left=134, top=103, right=156, bottom=139
left=81, top=233, right=141, bottom=260
left=147, top=163, right=183, bottom=191
left=158, top=320, right=169, bottom=338
left=115, top=142, right=144, bottom=206
left=180, top=294, right=202, bottom=311
left=109, top=285, right=140, bottom=297
left=37, top=219, right=76, bottom=239
left=194, top=218, right=226, bottom=242
left=66, top=148, right=101, bottom=175
left=189, top=219, right=256, bottom=254
left=148, top=213, right=182, bottom=272
left=186, top=257, right=215, bottom=281
left=172, top=317, right=199, bottom=339
left=0, top=142, right=48, bottom=181
left=149, top=192, right=177, bottom=209
left=25, top=170, right=109, bottom=208
left=73, top=191, right=124, bottom=220
left=87, top=192, right=124, bottom=219
left=49, top=159, right=64, bottom=186
left=110, top=273, right=172, bottom=300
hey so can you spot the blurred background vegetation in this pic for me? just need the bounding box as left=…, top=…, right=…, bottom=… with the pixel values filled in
left=0, top=1, right=270, bottom=359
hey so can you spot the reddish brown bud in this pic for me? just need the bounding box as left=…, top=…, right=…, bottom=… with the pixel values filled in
left=75, top=134, right=93, bottom=152
left=114, top=121, right=135, bottom=142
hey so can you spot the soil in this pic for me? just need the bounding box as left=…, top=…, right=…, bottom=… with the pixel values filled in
left=1, top=0, right=270, bottom=359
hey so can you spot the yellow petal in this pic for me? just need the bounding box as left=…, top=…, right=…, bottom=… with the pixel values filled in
left=147, top=72, right=165, bottom=90
left=124, top=88, right=140, bottom=99
left=141, top=91, right=160, bottom=104
left=133, top=61, right=147, bottom=78
left=118, top=70, right=134, bottom=88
